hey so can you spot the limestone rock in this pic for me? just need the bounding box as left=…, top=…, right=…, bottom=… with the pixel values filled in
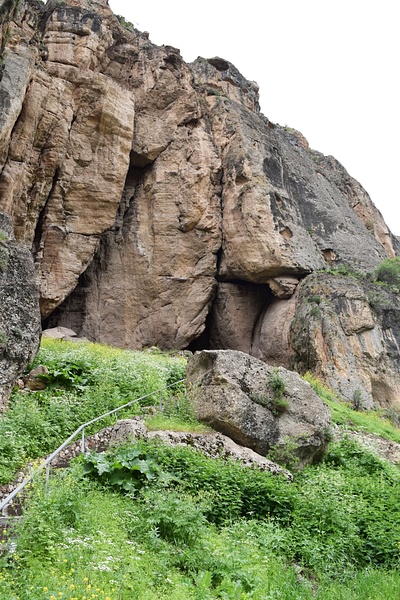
left=0, top=0, right=399, bottom=398
left=0, top=212, right=41, bottom=409
left=147, top=429, right=292, bottom=478
left=290, top=272, right=400, bottom=408
left=0, top=0, right=41, bottom=169
left=186, top=349, right=331, bottom=466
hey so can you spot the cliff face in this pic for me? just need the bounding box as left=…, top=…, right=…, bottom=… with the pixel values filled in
left=0, top=212, right=41, bottom=409
left=0, top=0, right=399, bottom=405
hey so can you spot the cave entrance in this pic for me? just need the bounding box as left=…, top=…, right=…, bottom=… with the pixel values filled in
left=186, top=280, right=275, bottom=354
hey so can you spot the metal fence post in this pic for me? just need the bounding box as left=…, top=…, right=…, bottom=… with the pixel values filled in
left=0, top=379, right=184, bottom=517
left=45, top=462, right=51, bottom=491
left=81, top=428, right=85, bottom=454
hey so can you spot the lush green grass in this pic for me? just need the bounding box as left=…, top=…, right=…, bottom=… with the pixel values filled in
left=0, top=338, right=186, bottom=483
left=303, top=371, right=400, bottom=443
left=1, top=341, right=400, bottom=598
left=1, top=438, right=399, bottom=599
left=145, top=413, right=212, bottom=433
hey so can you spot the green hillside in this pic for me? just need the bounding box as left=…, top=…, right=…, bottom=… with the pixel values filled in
left=0, top=340, right=399, bottom=599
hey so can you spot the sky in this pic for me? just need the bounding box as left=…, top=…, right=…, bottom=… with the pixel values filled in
left=109, top=0, right=400, bottom=235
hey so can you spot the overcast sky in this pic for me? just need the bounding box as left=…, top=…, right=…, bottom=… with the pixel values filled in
left=109, top=0, right=400, bottom=236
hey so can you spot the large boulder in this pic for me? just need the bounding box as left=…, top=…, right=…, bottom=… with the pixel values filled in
left=0, top=212, right=41, bottom=409
left=186, top=349, right=331, bottom=466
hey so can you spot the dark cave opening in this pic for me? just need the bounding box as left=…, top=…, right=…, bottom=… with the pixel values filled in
left=186, top=280, right=276, bottom=354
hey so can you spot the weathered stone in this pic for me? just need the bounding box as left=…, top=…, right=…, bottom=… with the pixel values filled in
left=22, top=364, right=48, bottom=391
left=290, top=272, right=400, bottom=408
left=251, top=295, right=297, bottom=368
left=0, top=0, right=41, bottom=169
left=267, top=276, right=299, bottom=298
left=48, top=117, right=222, bottom=349
left=208, top=282, right=271, bottom=354
left=0, top=212, right=41, bottom=409
left=186, top=349, right=331, bottom=466
left=0, top=0, right=399, bottom=402
left=42, top=326, right=77, bottom=339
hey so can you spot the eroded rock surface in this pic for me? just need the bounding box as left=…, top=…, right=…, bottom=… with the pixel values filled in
left=0, top=0, right=399, bottom=406
left=186, top=349, right=331, bottom=466
left=0, top=212, right=41, bottom=409
left=290, top=273, right=400, bottom=408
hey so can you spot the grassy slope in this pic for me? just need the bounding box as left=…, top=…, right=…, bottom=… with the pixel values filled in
left=0, top=341, right=399, bottom=599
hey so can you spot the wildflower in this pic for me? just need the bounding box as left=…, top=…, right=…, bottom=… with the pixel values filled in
left=43, top=587, right=49, bottom=593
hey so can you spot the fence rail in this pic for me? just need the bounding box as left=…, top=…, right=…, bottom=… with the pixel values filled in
left=0, top=379, right=185, bottom=516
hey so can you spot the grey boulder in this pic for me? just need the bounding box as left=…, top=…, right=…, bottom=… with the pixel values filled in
left=186, top=349, right=331, bottom=466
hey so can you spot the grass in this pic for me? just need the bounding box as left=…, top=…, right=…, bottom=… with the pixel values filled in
left=144, top=413, right=211, bottom=433
left=1, top=341, right=400, bottom=598
left=1, top=437, right=399, bottom=599
left=303, top=371, right=400, bottom=444
left=0, top=338, right=186, bottom=483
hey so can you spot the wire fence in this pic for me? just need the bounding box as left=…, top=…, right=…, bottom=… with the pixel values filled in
left=0, top=379, right=185, bottom=517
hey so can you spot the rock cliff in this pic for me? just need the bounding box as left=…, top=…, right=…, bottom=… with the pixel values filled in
left=0, top=0, right=399, bottom=405
left=0, top=212, right=41, bottom=409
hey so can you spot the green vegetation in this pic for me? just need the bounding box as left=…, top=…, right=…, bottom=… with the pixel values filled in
left=267, top=368, right=289, bottom=414
left=303, top=372, right=400, bottom=443
left=374, top=256, right=400, bottom=289
left=320, top=264, right=365, bottom=279
left=1, top=438, right=399, bottom=598
left=0, top=338, right=185, bottom=483
left=1, top=341, right=400, bottom=598
left=116, top=14, right=135, bottom=31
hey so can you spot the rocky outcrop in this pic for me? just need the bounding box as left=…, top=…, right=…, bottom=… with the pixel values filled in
left=0, top=212, right=41, bottom=409
left=186, top=350, right=331, bottom=466
left=290, top=272, right=400, bottom=408
left=0, top=0, right=399, bottom=406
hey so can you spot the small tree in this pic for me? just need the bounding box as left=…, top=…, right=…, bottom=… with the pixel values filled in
left=374, top=257, right=400, bottom=287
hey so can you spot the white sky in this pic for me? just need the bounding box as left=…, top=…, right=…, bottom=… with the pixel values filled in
left=109, top=0, right=400, bottom=236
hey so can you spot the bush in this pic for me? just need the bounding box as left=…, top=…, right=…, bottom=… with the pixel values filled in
left=374, top=257, right=400, bottom=287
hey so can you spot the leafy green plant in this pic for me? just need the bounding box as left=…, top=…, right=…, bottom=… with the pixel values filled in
left=267, top=436, right=301, bottom=471
left=0, top=338, right=187, bottom=483
left=138, top=489, right=208, bottom=546
left=83, top=445, right=163, bottom=493
left=37, top=360, right=92, bottom=393
left=321, top=264, right=364, bottom=279
left=268, top=368, right=286, bottom=399
left=116, top=13, right=135, bottom=31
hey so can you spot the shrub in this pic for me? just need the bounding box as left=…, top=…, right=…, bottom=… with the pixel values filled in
left=374, top=257, right=400, bottom=287
left=268, top=368, right=286, bottom=400
left=352, top=388, right=363, bottom=411
left=268, top=368, right=288, bottom=414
